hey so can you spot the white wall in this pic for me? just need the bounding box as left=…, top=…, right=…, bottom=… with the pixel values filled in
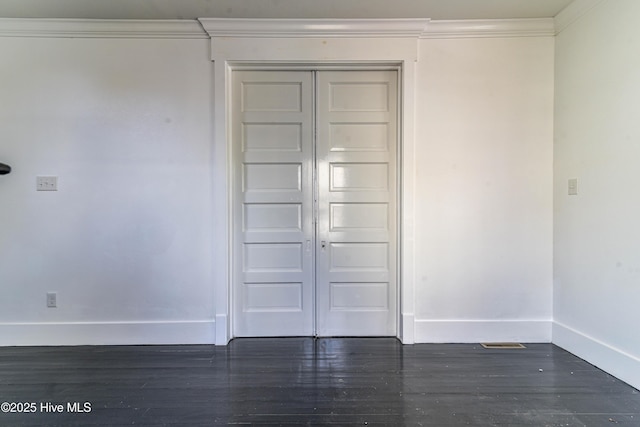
left=414, top=37, right=555, bottom=342
left=0, top=21, right=556, bottom=346
left=554, top=0, right=640, bottom=389
left=0, top=36, right=215, bottom=344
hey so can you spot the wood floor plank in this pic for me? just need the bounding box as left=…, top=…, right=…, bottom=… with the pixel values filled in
left=0, top=339, right=638, bottom=426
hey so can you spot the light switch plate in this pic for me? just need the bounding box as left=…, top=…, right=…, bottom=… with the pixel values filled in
left=568, top=178, right=578, bottom=196
left=37, top=176, right=58, bottom=191
left=46, top=292, right=57, bottom=308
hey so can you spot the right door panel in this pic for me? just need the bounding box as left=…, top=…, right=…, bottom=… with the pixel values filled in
left=315, top=70, right=398, bottom=336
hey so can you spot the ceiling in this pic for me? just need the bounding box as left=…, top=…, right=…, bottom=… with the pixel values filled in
left=0, top=0, right=575, bottom=20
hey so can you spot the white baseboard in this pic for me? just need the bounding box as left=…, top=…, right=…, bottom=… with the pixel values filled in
left=414, top=319, right=552, bottom=343
left=400, top=313, right=415, bottom=344
left=553, top=322, right=640, bottom=390
left=0, top=320, right=216, bottom=346
left=215, top=314, right=229, bottom=345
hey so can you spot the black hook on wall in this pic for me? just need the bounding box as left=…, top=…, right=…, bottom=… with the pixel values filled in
left=0, top=162, right=11, bottom=175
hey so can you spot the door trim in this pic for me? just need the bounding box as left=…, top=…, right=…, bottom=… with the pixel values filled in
left=207, top=28, right=420, bottom=344
left=199, top=18, right=428, bottom=39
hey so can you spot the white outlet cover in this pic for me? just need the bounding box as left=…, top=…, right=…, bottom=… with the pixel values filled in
left=37, top=176, right=58, bottom=191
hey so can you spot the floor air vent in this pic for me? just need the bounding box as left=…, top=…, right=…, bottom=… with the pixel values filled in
left=481, top=343, right=526, bottom=349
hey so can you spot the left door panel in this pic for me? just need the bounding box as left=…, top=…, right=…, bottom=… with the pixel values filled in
left=232, top=71, right=314, bottom=336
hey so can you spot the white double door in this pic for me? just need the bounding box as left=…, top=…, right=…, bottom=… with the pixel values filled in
left=232, top=69, right=397, bottom=337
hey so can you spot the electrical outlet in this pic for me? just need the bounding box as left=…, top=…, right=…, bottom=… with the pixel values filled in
left=37, top=176, right=58, bottom=191
left=46, top=292, right=57, bottom=308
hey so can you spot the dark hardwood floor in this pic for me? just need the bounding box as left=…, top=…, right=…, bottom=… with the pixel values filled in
left=0, top=338, right=638, bottom=426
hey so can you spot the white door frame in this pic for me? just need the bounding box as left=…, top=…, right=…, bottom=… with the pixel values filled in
left=200, top=18, right=427, bottom=344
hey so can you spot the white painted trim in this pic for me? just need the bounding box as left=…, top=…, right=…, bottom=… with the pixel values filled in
left=0, top=321, right=216, bottom=346
left=553, top=322, right=640, bottom=390
left=199, top=18, right=429, bottom=38
left=554, top=0, right=608, bottom=34
left=229, top=62, right=402, bottom=71
left=400, top=314, right=416, bottom=344
left=399, top=61, right=417, bottom=345
left=414, top=320, right=552, bottom=343
left=421, top=18, right=555, bottom=39
left=211, top=59, right=232, bottom=345
left=215, top=314, right=229, bottom=345
left=0, top=17, right=563, bottom=40
left=207, top=32, right=420, bottom=344
left=0, top=18, right=207, bottom=39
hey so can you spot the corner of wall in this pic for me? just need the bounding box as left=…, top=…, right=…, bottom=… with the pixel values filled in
left=554, top=0, right=608, bottom=34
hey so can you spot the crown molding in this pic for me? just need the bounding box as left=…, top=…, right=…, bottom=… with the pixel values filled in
left=0, top=19, right=208, bottom=39
left=0, top=15, right=577, bottom=40
left=198, top=18, right=430, bottom=38
left=421, top=18, right=555, bottom=39
left=554, top=0, right=607, bottom=34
